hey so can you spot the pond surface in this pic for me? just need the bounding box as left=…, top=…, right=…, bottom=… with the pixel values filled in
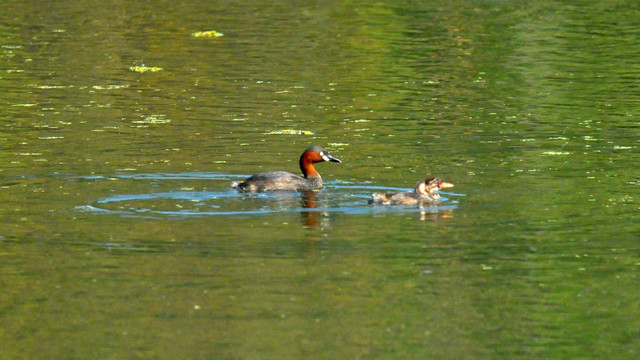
left=2, top=0, right=640, bottom=359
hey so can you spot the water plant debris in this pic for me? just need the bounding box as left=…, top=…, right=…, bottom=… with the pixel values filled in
left=192, top=30, right=224, bottom=38
left=129, top=65, right=163, bottom=73
left=266, top=129, right=314, bottom=135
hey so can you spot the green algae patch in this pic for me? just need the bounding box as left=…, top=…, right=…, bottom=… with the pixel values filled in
left=129, top=65, right=163, bottom=73
left=192, top=30, right=224, bottom=38
left=266, top=129, right=314, bottom=135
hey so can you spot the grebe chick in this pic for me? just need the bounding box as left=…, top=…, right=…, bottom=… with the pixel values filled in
left=370, top=177, right=453, bottom=205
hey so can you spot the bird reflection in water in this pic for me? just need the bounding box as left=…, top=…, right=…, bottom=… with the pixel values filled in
left=417, top=204, right=455, bottom=221
left=300, top=190, right=324, bottom=228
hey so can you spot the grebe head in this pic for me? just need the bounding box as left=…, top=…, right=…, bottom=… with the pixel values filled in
left=299, top=145, right=341, bottom=178
left=416, top=177, right=454, bottom=195
left=302, top=146, right=341, bottom=163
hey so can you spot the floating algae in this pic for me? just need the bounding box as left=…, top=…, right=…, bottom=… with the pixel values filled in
left=266, top=129, right=314, bottom=135
left=192, top=30, right=224, bottom=38
left=129, top=65, right=163, bottom=73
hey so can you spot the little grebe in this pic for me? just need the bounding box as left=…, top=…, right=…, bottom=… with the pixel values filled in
left=233, top=145, right=341, bottom=192
left=369, top=177, right=454, bottom=205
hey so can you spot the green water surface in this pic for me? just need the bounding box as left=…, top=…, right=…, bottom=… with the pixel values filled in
left=1, top=1, right=639, bottom=359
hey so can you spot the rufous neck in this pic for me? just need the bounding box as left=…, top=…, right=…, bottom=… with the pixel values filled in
left=300, top=156, right=319, bottom=178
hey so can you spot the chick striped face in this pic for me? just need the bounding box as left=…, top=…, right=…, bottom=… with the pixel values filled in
left=421, top=177, right=454, bottom=194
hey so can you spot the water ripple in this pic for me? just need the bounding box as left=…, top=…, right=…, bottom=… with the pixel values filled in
left=76, top=173, right=463, bottom=218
